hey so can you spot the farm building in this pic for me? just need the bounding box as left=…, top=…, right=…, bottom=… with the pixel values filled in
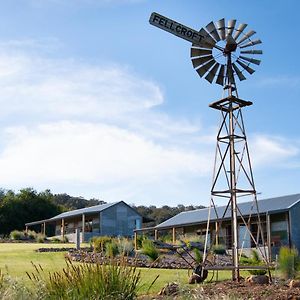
left=25, top=201, right=142, bottom=242
left=135, top=194, right=300, bottom=258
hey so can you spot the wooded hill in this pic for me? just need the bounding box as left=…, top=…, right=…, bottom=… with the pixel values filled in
left=0, top=188, right=205, bottom=235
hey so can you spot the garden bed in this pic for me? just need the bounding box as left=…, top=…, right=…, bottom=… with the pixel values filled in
left=65, top=249, right=232, bottom=270
left=141, top=279, right=300, bottom=299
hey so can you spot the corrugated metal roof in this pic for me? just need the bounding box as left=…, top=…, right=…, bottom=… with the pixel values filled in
left=49, top=201, right=119, bottom=221
left=156, top=193, right=300, bottom=229
left=25, top=201, right=122, bottom=226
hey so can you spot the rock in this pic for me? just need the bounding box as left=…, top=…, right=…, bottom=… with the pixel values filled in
left=158, top=282, right=179, bottom=296
left=246, top=275, right=269, bottom=285
left=289, top=280, right=300, bottom=289
left=189, top=274, right=202, bottom=284
left=287, top=296, right=300, bottom=300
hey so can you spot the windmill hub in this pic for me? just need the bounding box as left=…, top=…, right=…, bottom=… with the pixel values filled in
left=224, top=36, right=238, bottom=54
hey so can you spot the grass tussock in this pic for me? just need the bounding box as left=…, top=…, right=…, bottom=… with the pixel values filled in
left=141, top=240, right=159, bottom=262
left=278, top=246, right=300, bottom=279
left=28, top=258, right=141, bottom=300
left=239, top=249, right=267, bottom=276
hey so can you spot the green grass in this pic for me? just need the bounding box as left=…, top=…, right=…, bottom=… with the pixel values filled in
left=0, top=243, right=84, bottom=280
left=0, top=243, right=239, bottom=296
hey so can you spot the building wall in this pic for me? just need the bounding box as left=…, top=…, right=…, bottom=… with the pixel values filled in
left=100, top=202, right=142, bottom=237
left=53, top=202, right=142, bottom=240
left=289, top=201, right=300, bottom=252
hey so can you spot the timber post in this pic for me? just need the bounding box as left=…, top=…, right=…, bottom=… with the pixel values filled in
left=61, top=218, right=65, bottom=240
left=172, top=227, right=176, bottom=244
left=266, top=213, right=271, bottom=262
left=82, top=214, right=85, bottom=243
left=215, top=221, right=219, bottom=245
left=134, top=231, right=138, bottom=251
left=43, top=222, right=46, bottom=236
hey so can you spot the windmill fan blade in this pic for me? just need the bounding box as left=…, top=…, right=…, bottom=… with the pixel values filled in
left=216, top=18, right=225, bottom=40
left=233, top=23, right=247, bottom=41
left=237, top=30, right=256, bottom=44
left=196, top=59, right=215, bottom=77
left=227, top=19, right=236, bottom=36
left=227, top=65, right=235, bottom=85
left=216, top=65, right=225, bottom=85
left=239, top=55, right=261, bottom=65
left=236, top=59, right=255, bottom=74
left=205, top=62, right=220, bottom=83
left=192, top=55, right=213, bottom=68
left=191, top=47, right=212, bottom=57
left=206, top=21, right=221, bottom=41
left=199, top=28, right=216, bottom=48
left=241, top=49, right=263, bottom=54
left=232, top=63, right=246, bottom=81
left=239, top=39, right=262, bottom=48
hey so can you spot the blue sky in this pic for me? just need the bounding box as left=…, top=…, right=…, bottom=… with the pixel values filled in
left=0, top=0, right=298, bottom=206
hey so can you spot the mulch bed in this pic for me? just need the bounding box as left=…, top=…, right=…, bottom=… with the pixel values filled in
left=196, top=280, right=300, bottom=300
left=65, top=249, right=232, bottom=270
left=141, top=280, right=300, bottom=299
left=65, top=250, right=197, bottom=269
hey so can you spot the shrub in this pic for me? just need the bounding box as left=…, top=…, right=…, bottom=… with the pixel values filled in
left=50, top=237, right=62, bottom=243
left=160, top=234, right=173, bottom=243
left=251, top=249, right=260, bottom=262
left=10, top=230, right=25, bottom=240
left=240, top=250, right=267, bottom=275
left=92, top=236, right=112, bottom=253
left=136, top=235, right=146, bottom=249
left=105, top=241, right=119, bottom=258
left=141, top=239, right=159, bottom=262
left=28, top=259, right=141, bottom=299
left=118, top=238, right=134, bottom=256
left=193, top=248, right=203, bottom=264
left=36, top=233, right=46, bottom=243
left=179, top=234, right=204, bottom=244
left=278, top=246, right=300, bottom=279
left=26, top=230, right=37, bottom=240
left=48, top=236, right=68, bottom=243
left=212, top=244, right=226, bottom=255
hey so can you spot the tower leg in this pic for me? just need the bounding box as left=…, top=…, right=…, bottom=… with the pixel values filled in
left=229, top=103, right=239, bottom=281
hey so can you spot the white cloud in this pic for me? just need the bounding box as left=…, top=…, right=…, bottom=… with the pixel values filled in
left=0, top=121, right=211, bottom=188
left=250, top=135, right=299, bottom=167
left=0, top=41, right=217, bottom=205
left=0, top=52, right=163, bottom=119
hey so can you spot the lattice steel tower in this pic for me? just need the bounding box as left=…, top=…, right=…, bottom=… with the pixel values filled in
left=150, top=13, right=269, bottom=281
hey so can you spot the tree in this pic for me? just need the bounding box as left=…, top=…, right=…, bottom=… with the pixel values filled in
left=0, top=188, right=61, bottom=235
left=133, top=203, right=206, bottom=226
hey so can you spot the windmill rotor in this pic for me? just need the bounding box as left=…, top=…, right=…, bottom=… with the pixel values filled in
left=190, top=18, right=262, bottom=86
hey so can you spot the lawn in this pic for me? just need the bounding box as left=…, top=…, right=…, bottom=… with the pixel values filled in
left=0, top=242, right=79, bottom=279
left=0, top=242, right=235, bottom=295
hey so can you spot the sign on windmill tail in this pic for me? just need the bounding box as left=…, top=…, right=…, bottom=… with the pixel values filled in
left=149, top=12, right=263, bottom=86
left=149, top=12, right=208, bottom=47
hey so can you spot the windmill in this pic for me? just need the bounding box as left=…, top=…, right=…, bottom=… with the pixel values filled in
left=149, top=12, right=270, bottom=281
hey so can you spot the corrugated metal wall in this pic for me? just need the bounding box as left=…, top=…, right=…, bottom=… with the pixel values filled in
left=100, top=202, right=141, bottom=237
left=289, top=201, right=300, bottom=252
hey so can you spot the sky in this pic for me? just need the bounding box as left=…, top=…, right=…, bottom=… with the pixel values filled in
left=0, top=0, right=298, bottom=207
